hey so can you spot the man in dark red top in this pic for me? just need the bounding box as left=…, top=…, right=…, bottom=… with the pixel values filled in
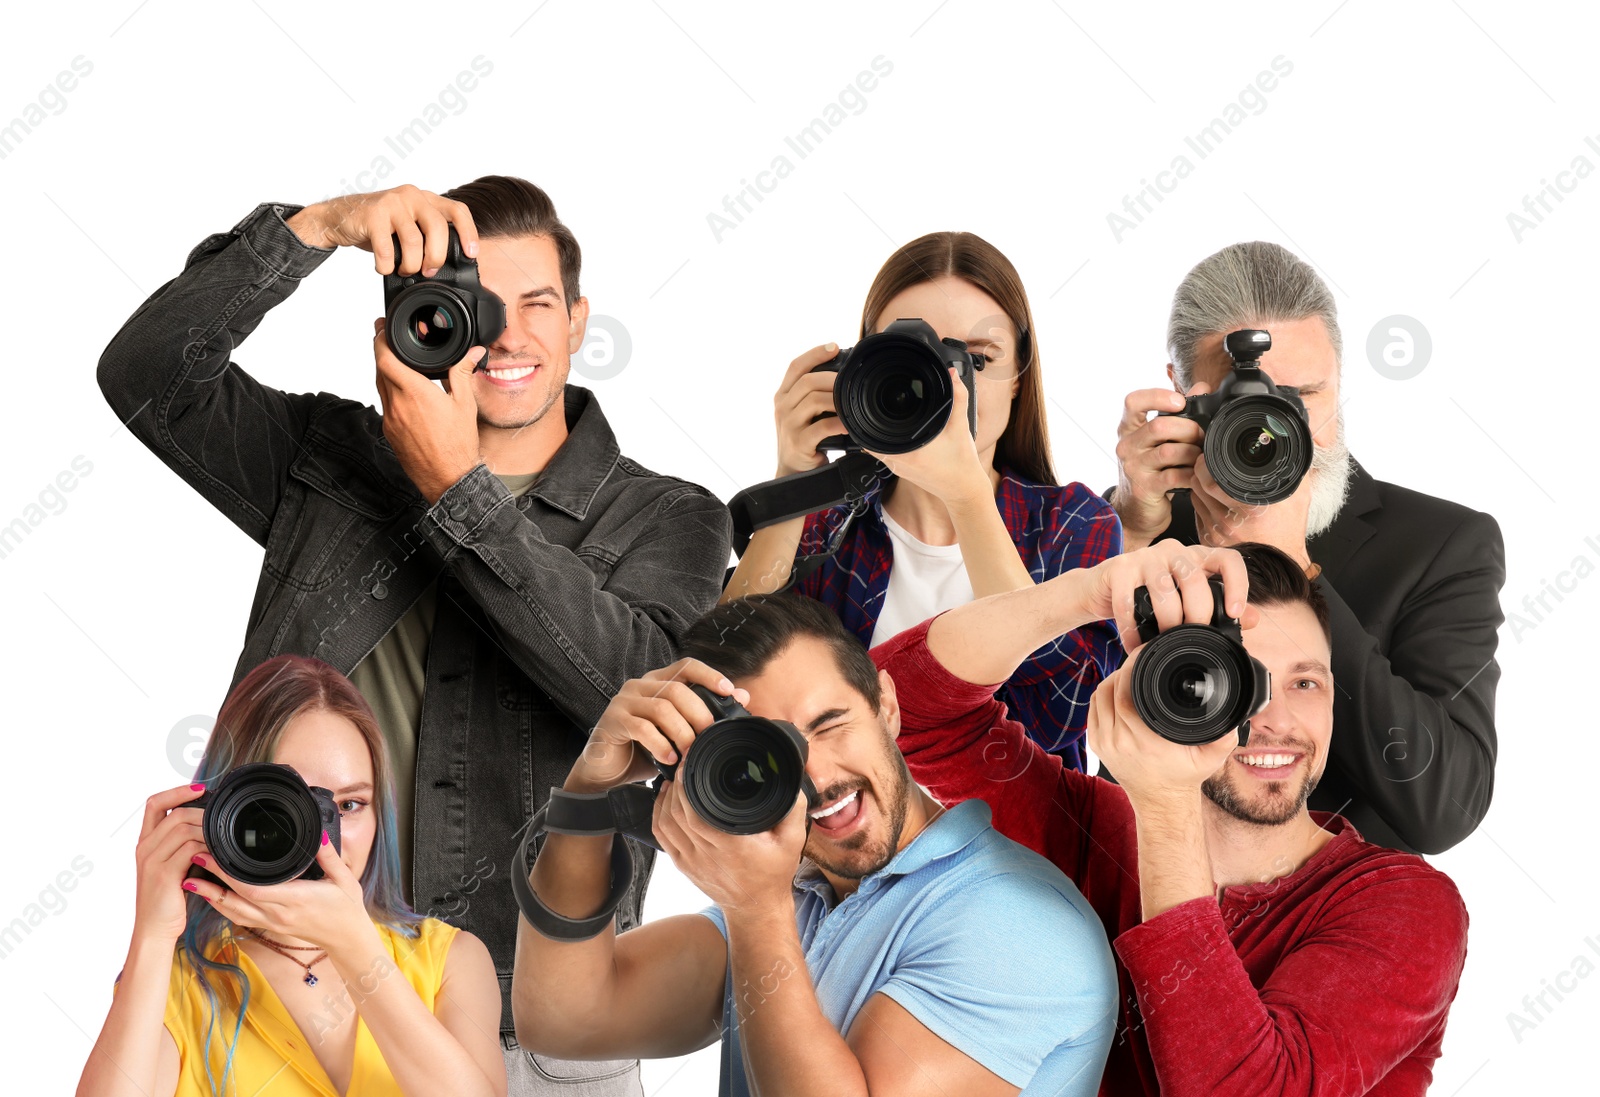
left=873, top=540, right=1468, bottom=1096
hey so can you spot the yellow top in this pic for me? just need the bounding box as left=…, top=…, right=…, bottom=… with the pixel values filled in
left=134, top=916, right=459, bottom=1096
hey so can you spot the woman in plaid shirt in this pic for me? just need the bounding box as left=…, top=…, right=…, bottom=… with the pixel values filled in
left=723, top=232, right=1123, bottom=769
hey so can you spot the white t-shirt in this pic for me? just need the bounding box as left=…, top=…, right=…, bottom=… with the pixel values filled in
left=867, top=508, right=976, bottom=649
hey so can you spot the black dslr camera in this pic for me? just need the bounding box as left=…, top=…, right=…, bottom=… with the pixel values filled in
left=1162, top=329, right=1313, bottom=506
left=1129, top=576, right=1270, bottom=746
left=189, top=762, right=343, bottom=886
left=809, top=318, right=984, bottom=454
left=724, top=319, right=987, bottom=572
left=655, top=684, right=820, bottom=834
left=382, top=225, right=507, bottom=379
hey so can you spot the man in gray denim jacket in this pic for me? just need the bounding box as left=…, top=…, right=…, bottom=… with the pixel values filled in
left=97, top=178, right=732, bottom=1095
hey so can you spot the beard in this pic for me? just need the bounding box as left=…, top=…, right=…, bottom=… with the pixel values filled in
left=1304, top=411, right=1354, bottom=538
left=1202, top=751, right=1320, bottom=827
left=476, top=355, right=568, bottom=432
left=803, top=727, right=912, bottom=881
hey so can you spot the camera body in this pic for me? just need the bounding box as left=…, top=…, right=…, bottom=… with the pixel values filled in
left=190, top=762, right=343, bottom=887
left=382, top=225, right=507, bottom=378
left=809, top=318, right=984, bottom=454
left=1163, top=329, right=1314, bottom=506
left=654, top=684, right=820, bottom=834
left=1129, top=576, right=1271, bottom=746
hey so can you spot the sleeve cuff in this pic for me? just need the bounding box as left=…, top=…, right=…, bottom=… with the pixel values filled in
left=221, top=202, right=337, bottom=279
left=1113, top=896, right=1231, bottom=977
left=423, top=463, right=513, bottom=549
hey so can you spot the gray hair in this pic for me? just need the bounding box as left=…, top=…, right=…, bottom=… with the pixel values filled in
left=1166, top=242, right=1341, bottom=390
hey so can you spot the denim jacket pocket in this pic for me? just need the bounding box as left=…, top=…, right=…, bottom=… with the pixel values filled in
left=264, top=444, right=412, bottom=591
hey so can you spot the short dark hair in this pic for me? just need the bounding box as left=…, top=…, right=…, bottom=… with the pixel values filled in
left=1235, top=542, right=1330, bottom=644
left=442, top=174, right=581, bottom=310
left=680, top=595, right=883, bottom=710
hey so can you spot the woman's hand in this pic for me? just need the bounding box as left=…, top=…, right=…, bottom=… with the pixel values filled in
left=187, top=837, right=374, bottom=956
left=131, top=783, right=210, bottom=947
left=774, top=344, right=846, bottom=478
left=864, top=366, right=991, bottom=507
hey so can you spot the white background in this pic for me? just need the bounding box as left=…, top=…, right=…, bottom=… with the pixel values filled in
left=2, top=1, right=1595, bottom=1092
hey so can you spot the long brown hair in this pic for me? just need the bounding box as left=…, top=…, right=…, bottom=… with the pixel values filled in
left=859, top=232, right=1056, bottom=485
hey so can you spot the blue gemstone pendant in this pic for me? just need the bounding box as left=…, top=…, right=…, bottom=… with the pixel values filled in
left=304, top=972, right=318, bottom=987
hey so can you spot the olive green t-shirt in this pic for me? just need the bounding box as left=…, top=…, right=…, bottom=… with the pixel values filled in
left=348, top=471, right=541, bottom=901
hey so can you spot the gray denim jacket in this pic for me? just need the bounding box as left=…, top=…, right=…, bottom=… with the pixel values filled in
left=97, top=202, right=733, bottom=1036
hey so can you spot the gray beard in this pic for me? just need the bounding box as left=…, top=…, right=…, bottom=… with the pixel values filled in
left=1305, top=417, right=1354, bottom=539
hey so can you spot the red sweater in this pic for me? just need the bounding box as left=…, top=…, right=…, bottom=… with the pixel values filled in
left=875, top=619, right=1469, bottom=1097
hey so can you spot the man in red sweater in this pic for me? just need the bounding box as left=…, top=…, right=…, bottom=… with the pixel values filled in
left=873, top=540, right=1468, bottom=1096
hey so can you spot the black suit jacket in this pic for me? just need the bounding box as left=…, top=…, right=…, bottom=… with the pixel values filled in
left=1157, top=459, right=1504, bottom=853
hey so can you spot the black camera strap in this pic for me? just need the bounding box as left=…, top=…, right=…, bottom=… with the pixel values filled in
left=726, top=451, right=887, bottom=593
left=510, top=785, right=661, bottom=942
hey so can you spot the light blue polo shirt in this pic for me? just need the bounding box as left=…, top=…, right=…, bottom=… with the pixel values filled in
left=699, top=798, right=1116, bottom=1096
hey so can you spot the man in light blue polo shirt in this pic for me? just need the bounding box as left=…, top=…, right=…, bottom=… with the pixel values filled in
left=511, top=593, right=1117, bottom=1097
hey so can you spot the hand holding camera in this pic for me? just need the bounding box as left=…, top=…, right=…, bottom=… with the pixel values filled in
left=285, top=183, right=480, bottom=277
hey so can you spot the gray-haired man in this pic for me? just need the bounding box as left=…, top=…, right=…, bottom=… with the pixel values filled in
left=1107, top=242, right=1504, bottom=855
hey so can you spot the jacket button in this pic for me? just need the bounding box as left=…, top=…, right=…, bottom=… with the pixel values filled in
left=371, top=582, right=388, bottom=599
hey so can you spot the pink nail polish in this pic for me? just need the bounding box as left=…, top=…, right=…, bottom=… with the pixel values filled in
left=191, top=855, right=207, bottom=867
left=182, top=881, right=198, bottom=893
left=320, top=830, right=330, bottom=846
left=190, top=783, right=205, bottom=791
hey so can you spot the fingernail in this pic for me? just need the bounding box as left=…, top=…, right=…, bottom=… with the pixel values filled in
left=466, top=240, right=478, bottom=257
left=190, top=783, right=205, bottom=791
left=665, top=749, right=678, bottom=764
left=182, top=881, right=198, bottom=893
left=191, top=855, right=206, bottom=867
left=321, top=830, right=330, bottom=846
left=422, top=267, right=439, bottom=278
left=826, top=342, right=838, bottom=352
left=718, top=677, right=734, bottom=693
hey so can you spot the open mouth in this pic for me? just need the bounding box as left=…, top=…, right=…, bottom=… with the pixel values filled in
left=808, top=788, right=866, bottom=835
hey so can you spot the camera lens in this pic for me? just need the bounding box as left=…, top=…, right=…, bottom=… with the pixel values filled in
left=1205, top=397, right=1313, bottom=506
left=835, top=335, right=953, bottom=454
left=385, top=285, right=474, bottom=375
left=200, top=763, right=328, bottom=886
left=1132, top=626, right=1258, bottom=745
left=680, top=720, right=807, bottom=834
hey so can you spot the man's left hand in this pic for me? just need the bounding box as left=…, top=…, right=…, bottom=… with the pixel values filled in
left=373, top=318, right=483, bottom=504
left=1087, top=656, right=1237, bottom=806
left=1188, top=451, right=1313, bottom=570
left=651, top=772, right=808, bottom=920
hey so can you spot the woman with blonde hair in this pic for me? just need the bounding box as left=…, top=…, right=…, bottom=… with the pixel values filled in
left=77, top=655, right=506, bottom=1097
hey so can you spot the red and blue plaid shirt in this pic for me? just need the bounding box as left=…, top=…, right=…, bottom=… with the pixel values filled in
left=795, top=467, right=1125, bottom=770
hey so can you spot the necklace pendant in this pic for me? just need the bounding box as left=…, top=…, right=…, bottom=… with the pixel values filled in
left=304, top=972, right=318, bottom=987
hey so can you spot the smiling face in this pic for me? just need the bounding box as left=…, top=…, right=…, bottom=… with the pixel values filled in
left=1201, top=598, right=1334, bottom=827
left=871, top=276, right=1022, bottom=461
left=734, top=635, right=913, bottom=882
left=269, top=708, right=378, bottom=880
left=468, top=233, right=589, bottom=433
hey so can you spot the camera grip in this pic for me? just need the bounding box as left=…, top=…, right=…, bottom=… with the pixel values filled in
left=1131, top=575, right=1230, bottom=646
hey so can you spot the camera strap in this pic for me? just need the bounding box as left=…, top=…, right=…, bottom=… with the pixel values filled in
left=510, top=785, right=661, bottom=942
left=726, top=452, right=887, bottom=593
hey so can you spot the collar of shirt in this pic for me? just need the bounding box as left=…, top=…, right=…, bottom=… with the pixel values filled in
left=516, top=384, right=621, bottom=520
left=793, top=798, right=994, bottom=905
left=1215, top=811, right=1362, bottom=904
